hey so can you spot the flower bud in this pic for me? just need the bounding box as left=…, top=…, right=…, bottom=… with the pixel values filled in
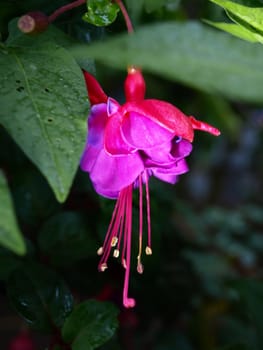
left=18, top=11, right=49, bottom=34
left=125, top=66, right=146, bottom=102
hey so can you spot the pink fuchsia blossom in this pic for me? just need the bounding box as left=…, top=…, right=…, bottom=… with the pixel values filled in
left=81, top=67, right=220, bottom=308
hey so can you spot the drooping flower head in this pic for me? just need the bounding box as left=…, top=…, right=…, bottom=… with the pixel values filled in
left=81, top=67, right=220, bottom=308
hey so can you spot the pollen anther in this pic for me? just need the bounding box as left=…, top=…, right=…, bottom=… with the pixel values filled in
left=111, top=236, right=118, bottom=247
left=122, top=258, right=127, bottom=269
left=99, top=263, right=108, bottom=272
left=97, top=247, right=103, bottom=255
left=137, top=261, right=144, bottom=274
left=113, top=249, right=120, bottom=258
left=145, top=246, right=152, bottom=255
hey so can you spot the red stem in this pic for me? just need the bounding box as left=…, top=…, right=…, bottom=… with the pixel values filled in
left=48, top=0, right=134, bottom=35
left=48, top=0, right=86, bottom=23
left=114, top=0, right=134, bottom=34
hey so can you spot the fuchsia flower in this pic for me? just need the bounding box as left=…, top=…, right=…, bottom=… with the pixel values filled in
left=81, top=67, right=220, bottom=308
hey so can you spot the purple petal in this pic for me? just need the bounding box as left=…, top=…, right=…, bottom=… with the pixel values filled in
left=143, top=139, right=192, bottom=169
left=89, top=150, right=144, bottom=199
left=150, top=159, right=189, bottom=184
left=107, top=97, right=120, bottom=116
left=87, top=103, right=108, bottom=148
left=121, top=112, right=175, bottom=150
left=151, top=171, right=180, bottom=184
left=80, top=145, right=100, bottom=172
left=171, top=139, right=193, bottom=159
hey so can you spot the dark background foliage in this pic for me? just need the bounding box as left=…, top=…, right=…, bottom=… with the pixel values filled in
left=0, top=0, right=263, bottom=349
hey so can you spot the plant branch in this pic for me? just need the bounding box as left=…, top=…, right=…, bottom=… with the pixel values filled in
left=48, top=0, right=86, bottom=23
left=114, top=0, right=134, bottom=34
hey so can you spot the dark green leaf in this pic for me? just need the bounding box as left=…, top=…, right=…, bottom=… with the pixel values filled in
left=231, top=280, right=263, bottom=348
left=0, top=248, right=21, bottom=280
left=7, top=263, right=73, bottom=331
left=6, top=18, right=75, bottom=48
left=12, top=167, right=60, bottom=226
left=38, top=211, right=98, bottom=265
left=0, top=170, right=26, bottom=255
left=62, top=300, right=118, bottom=350
left=0, top=33, right=89, bottom=202
left=83, top=0, right=120, bottom=26
left=71, top=21, right=263, bottom=102
left=6, top=18, right=95, bottom=85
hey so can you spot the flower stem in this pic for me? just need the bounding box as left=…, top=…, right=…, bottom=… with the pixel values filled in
left=48, top=0, right=86, bottom=23
left=114, top=0, right=134, bottom=34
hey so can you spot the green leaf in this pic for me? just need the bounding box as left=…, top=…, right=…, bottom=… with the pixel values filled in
left=12, top=167, right=60, bottom=226
left=209, top=0, right=263, bottom=33
left=83, top=0, right=120, bottom=26
left=6, top=18, right=95, bottom=81
left=205, top=20, right=263, bottom=42
left=0, top=170, right=26, bottom=255
left=6, top=18, right=75, bottom=48
left=0, top=39, right=88, bottom=202
left=7, top=263, right=73, bottom=332
left=71, top=21, right=263, bottom=102
left=62, top=300, right=119, bottom=350
left=38, top=211, right=98, bottom=265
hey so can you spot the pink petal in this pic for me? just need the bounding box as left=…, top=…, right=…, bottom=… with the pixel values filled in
left=150, top=159, right=189, bottom=184
left=121, top=112, right=175, bottom=150
left=104, top=108, right=136, bottom=155
left=89, top=150, right=144, bottom=199
left=143, top=139, right=192, bottom=166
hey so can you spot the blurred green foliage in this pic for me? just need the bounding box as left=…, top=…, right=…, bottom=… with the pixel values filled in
left=0, top=0, right=262, bottom=349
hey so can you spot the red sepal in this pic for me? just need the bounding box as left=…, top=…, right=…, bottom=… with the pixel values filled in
left=82, top=71, right=108, bottom=106
left=189, top=116, right=221, bottom=136
left=125, top=67, right=145, bottom=102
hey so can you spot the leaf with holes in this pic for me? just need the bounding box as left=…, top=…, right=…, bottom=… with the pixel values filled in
left=0, top=38, right=89, bottom=202
left=0, top=170, right=26, bottom=255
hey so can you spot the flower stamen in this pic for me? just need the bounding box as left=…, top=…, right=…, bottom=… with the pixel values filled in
left=145, top=172, right=152, bottom=254
left=137, top=174, right=144, bottom=272
left=122, top=185, right=136, bottom=308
